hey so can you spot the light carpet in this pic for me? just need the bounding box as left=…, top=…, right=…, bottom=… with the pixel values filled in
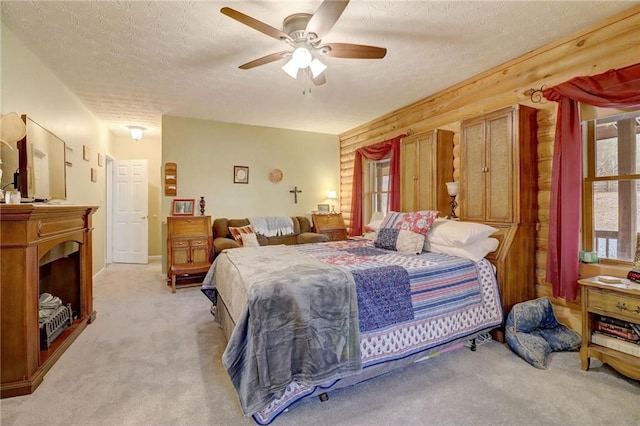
left=1, top=260, right=639, bottom=426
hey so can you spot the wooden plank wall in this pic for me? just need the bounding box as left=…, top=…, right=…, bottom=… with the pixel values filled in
left=338, top=6, right=640, bottom=328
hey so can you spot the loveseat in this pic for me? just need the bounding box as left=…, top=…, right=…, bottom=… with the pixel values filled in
left=212, top=216, right=329, bottom=256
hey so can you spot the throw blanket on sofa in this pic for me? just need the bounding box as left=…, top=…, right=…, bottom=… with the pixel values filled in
left=248, top=216, right=294, bottom=237
left=220, top=245, right=362, bottom=415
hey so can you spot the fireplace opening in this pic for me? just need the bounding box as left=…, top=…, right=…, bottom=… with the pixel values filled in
left=39, top=241, right=81, bottom=349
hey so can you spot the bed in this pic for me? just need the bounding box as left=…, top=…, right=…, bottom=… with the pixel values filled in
left=203, top=221, right=504, bottom=424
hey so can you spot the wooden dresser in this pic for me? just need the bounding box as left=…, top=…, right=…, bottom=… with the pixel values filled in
left=312, top=213, right=348, bottom=241
left=459, top=105, right=538, bottom=338
left=1, top=204, right=98, bottom=398
left=578, top=277, right=640, bottom=381
left=166, top=216, right=212, bottom=293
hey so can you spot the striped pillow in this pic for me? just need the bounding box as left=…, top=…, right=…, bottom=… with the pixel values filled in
left=229, top=225, right=255, bottom=246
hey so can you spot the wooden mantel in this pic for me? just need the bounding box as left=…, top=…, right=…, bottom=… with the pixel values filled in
left=1, top=204, right=98, bottom=398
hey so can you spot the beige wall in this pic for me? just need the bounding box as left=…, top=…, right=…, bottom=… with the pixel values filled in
left=161, top=115, right=340, bottom=218
left=161, top=115, right=340, bottom=270
left=1, top=25, right=112, bottom=273
left=111, top=133, right=163, bottom=257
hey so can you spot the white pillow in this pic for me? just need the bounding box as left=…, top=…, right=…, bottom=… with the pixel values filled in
left=240, top=232, right=260, bottom=247
left=395, top=230, right=425, bottom=255
left=428, top=238, right=499, bottom=262
left=426, top=219, right=497, bottom=247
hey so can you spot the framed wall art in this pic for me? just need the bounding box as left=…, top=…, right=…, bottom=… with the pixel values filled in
left=172, top=198, right=195, bottom=216
left=83, top=145, right=90, bottom=162
left=317, top=204, right=330, bottom=213
left=234, top=165, right=249, bottom=184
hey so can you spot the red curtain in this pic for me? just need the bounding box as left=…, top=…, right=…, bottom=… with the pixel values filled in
left=349, top=135, right=404, bottom=236
left=543, top=62, right=640, bottom=300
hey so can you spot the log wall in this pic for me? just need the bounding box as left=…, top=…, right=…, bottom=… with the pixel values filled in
left=338, top=6, right=640, bottom=328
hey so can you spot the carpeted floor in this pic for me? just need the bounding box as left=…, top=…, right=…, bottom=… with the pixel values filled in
left=1, top=260, right=639, bottom=426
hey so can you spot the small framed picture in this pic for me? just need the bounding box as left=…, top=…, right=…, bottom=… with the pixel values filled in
left=317, top=204, right=330, bottom=213
left=83, top=145, right=90, bottom=162
left=234, top=165, right=249, bottom=184
left=91, top=168, right=97, bottom=182
left=172, top=198, right=195, bottom=216
left=97, top=153, right=103, bottom=167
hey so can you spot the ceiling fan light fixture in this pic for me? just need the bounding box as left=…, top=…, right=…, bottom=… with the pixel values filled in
left=291, top=46, right=312, bottom=68
left=282, top=58, right=300, bottom=79
left=309, top=58, right=327, bottom=78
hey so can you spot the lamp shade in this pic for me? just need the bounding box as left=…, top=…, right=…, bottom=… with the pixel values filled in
left=327, top=190, right=338, bottom=200
left=0, top=112, right=26, bottom=147
left=445, top=181, right=460, bottom=196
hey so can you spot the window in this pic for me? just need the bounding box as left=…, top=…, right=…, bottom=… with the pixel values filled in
left=582, top=110, right=640, bottom=264
left=363, top=158, right=390, bottom=225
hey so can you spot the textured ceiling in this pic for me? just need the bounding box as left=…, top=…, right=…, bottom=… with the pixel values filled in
left=2, top=1, right=638, bottom=138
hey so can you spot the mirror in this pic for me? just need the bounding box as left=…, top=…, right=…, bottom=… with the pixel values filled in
left=17, top=116, right=67, bottom=200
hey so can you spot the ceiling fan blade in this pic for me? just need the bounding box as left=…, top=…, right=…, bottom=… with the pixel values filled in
left=221, top=7, right=290, bottom=41
left=239, top=51, right=290, bottom=70
left=322, top=43, right=387, bottom=59
left=306, top=0, right=350, bottom=38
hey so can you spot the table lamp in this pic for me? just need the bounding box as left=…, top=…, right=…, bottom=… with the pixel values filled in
left=445, top=181, right=460, bottom=219
left=327, top=190, right=338, bottom=213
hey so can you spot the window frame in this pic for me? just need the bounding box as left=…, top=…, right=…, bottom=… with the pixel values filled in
left=362, top=157, right=391, bottom=227
left=581, top=112, right=640, bottom=266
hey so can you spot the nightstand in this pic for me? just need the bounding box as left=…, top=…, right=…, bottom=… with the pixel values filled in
left=311, top=213, right=348, bottom=241
left=578, top=276, right=640, bottom=380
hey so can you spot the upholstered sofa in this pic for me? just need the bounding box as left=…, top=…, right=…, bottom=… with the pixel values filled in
left=212, top=216, right=329, bottom=256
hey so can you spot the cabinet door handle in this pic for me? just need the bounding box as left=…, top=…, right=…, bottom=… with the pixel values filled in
left=615, top=302, right=627, bottom=311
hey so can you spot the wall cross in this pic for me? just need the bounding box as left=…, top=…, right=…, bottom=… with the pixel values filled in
left=289, top=186, right=302, bottom=204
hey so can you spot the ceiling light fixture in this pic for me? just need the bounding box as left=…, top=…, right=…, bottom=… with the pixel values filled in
left=128, top=126, right=146, bottom=141
left=282, top=46, right=327, bottom=80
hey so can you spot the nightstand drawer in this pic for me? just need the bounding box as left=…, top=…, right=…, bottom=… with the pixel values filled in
left=588, top=288, right=640, bottom=323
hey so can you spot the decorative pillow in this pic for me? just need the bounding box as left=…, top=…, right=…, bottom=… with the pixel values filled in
left=395, top=230, right=425, bottom=255
left=380, top=211, right=439, bottom=235
left=505, top=297, right=582, bottom=369
left=240, top=232, right=260, bottom=247
left=427, top=238, right=499, bottom=262
left=365, top=219, right=384, bottom=233
left=374, top=228, right=400, bottom=251
left=229, top=225, right=255, bottom=245
left=426, top=219, right=498, bottom=247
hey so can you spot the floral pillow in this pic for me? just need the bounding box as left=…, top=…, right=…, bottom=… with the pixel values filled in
left=380, top=211, right=439, bottom=235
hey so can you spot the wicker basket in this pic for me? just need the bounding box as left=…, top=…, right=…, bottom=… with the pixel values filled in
left=40, top=304, right=73, bottom=349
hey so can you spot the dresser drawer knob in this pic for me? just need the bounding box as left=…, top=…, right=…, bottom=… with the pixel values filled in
left=635, top=306, right=640, bottom=314
left=616, top=302, right=628, bottom=311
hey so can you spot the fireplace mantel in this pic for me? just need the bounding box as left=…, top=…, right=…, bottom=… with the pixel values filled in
left=1, top=204, right=98, bottom=398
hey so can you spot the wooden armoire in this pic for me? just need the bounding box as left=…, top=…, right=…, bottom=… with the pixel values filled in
left=459, top=105, right=538, bottom=338
left=401, top=129, right=454, bottom=216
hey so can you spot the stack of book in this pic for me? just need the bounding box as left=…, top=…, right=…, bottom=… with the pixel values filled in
left=591, top=315, right=640, bottom=357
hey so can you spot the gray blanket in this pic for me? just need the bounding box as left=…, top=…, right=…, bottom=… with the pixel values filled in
left=219, top=246, right=361, bottom=415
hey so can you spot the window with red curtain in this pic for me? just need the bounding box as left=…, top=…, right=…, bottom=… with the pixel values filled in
left=349, top=135, right=404, bottom=236
left=543, top=62, right=640, bottom=300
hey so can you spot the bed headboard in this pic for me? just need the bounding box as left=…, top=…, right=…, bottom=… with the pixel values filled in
left=482, top=222, right=537, bottom=342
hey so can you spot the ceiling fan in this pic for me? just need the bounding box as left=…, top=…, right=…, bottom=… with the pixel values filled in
left=220, top=0, right=387, bottom=86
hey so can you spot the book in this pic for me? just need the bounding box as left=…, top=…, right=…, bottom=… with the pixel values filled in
left=598, top=315, right=633, bottom=329
left=598, top=275, right=623, bottom=284
left=596, top=322, right=639, bottom=341
left=591, top=332, right=640, bottom=357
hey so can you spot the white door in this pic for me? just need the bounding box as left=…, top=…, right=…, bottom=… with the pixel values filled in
left=113, top=159, right=148, bottom=263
